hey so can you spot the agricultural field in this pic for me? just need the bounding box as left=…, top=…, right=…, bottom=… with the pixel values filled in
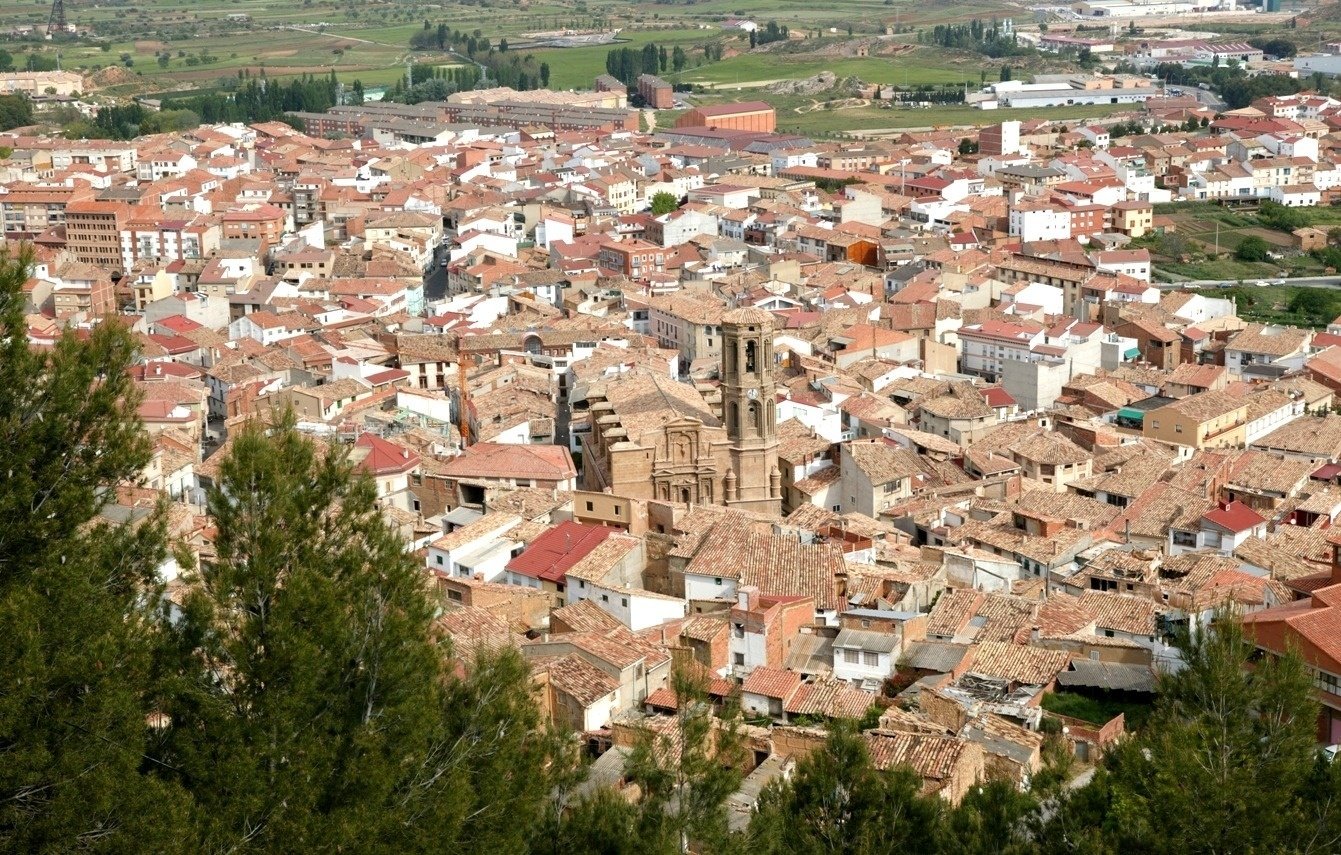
left=0, top=0, right=1027, bottom=95
left=1192, top=283, right=1341, bottom=328
left=748, top=97, right=1138, bottom=137
left=1139, top=202, right=1341, bottom=283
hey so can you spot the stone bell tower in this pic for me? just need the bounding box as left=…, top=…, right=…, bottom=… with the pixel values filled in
left=720, top=306, right=781, bottom=516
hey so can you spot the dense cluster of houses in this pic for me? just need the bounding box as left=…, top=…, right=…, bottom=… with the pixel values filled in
left=10, top=81, right=1341, bottom=809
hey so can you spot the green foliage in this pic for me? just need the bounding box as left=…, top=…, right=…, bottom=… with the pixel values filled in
left=1250, top=37, right=1298, bottom=59
left=1235, top=234, right=1271, bottom=262
left=1258, top=200, right=1311, bottom=232
left=624, top=665, right=745, bottom=853
left=1152, top=61, right=1301, bottom=109
left=749, top=726, right=941, bottom=854
left=1039, top=690, right=1153, bottom=730
left=918, top=18, right=1030, bottom=58
left=1079, top=619, right=1331, bottom=854
left=159, top=419, right=554, bottom=851
left=650, top=191, right=680, bottom=216
left=938, top=779, right=1037, bottom=855
left=0, top=94, right=33, bottom=131
left=0, top=247, right=192, bottom=851
left=1287, top=286, right=1339, bottom=322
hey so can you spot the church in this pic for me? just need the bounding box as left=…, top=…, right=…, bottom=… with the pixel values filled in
left=577, top=307, right=782, bottom=516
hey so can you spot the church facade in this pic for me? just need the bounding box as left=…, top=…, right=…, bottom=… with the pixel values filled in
left=578, top=307, right=781, bottom=516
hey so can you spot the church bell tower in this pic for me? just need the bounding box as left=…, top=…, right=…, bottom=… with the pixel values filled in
left=721, top=307, right=781, bottom=516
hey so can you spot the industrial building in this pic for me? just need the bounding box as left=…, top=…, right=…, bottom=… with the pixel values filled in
left=975, top=75, right=1163, bottom=110
left=675, top=102, right=777, bottom=133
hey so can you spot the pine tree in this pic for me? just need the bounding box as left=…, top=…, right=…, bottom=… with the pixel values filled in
left=160, top=419, right=552, bottom=851
left=624, top=665, right=745, bottom=853
left=1041, top=618, right=1334, bottom=855
left=748, top=726, right=940, bottom=854
left=0, top=246, right=191, bottom=851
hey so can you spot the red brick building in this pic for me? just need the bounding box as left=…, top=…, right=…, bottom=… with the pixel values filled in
left=637, top=74, right=674, bottom=110
left=675, top=101, right=777, bottom=133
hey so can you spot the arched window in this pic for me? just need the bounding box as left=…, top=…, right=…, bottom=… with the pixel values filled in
left=728, top=402, right=739, bottom=434
left=680, top=487, right=691, bottom=504
left=726, top=343, right=737, bottom=375
left=745, top=340, right=757, bottom=374
left=748, top=402, right=760, bottom=433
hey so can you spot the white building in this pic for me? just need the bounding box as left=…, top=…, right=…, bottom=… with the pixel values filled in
left=832, top=628, right=898, bottom=688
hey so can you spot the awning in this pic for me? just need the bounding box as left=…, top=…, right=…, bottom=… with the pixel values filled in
left=1116, top=407, right=1145, bottom=421
left=1124, top=347, right=1141, bottom=359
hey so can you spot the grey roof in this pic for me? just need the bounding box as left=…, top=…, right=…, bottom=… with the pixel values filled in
left=901, top=641, right=969, bottom=673
left=1055, top=659, right=1158, bottom=694
left=572, top=746, right=630, bottom=801
left=786, top=633, right=834, bottom=676
left=834, top=628, right=900, bottom=654
left=843, top=608, right=920, bottom=620
left=727, top=753, right=793, bottom=833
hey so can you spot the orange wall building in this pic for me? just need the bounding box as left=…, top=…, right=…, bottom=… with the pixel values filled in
left=674, top=101, right=776, bottom=133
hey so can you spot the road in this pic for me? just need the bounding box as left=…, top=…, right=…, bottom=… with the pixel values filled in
left=1166, top=85, right=1227, bottom=113
left=1154, top=275, right=1341, bottom=290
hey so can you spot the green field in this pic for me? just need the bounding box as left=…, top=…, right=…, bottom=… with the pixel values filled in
left=1192, top=284, right=1341, bottom=328
left=768, top=100, right=1140, bottom=137
left=0, top=0, right=1093, bottom=127
left=684, top=53, right=969, bottom=88
left=523, top=28, right=723, bottom=91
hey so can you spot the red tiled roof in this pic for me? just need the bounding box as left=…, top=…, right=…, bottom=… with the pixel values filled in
left=506, top=521, right=618, bottom=584
left=353, top=433, right=421, bottom=476
left=741, top=666, right=803, bottom=701
left=1201, top=500, right=1265, bottom=534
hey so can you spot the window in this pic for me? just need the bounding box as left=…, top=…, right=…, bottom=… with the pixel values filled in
left=733, top=623, right=745, bottom=638
left=1314, top=669, right=1341, bottom=696
left=714, top=577, right=722, bottom=586
left=1172, top=530, right=1197, bottom=547
left=861, top=619, right=871, bottom=628
left=863, top=652, right=879, bottom=667
left=613, top=505, right=621, bottom=516
left=435, top=555, right=444, bottom=566
left=578, top=580, right=586, bottom=589
left=601, top=594, right=609, bottom=603
left=586, top=501, right=594, bottom=511
left=733, top=652, right=745, bottom=666
left=843, top=649, right=860, bottom=664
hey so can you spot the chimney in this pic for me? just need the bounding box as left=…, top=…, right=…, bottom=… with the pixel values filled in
left=738, top=585, right=759, bottom=611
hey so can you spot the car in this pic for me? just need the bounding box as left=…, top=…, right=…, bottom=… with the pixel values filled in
left=1254, top=281, right=1270, bottom=287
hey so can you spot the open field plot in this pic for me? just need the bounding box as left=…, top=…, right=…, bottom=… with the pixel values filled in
left=1192, top=284, right=1341, bottom=328
left=585, top=0, right=1020, bottom=29
left=1166, top=213, right=1293, bottom=257
left=519, top=28, right=722, bottom=91
left=682, top=51, right=969, bottom=89
left=0, top=0, right=1041, bottom=103
left=759, top=100, right=1138, bottom=137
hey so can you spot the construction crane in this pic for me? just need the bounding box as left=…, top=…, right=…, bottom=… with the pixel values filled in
left=47, top=0, right=67, bottom=38
left=456, top=358, right=471, bottom=450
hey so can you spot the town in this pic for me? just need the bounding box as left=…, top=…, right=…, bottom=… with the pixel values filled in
left=8, top=0, right=1341, bottom=850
